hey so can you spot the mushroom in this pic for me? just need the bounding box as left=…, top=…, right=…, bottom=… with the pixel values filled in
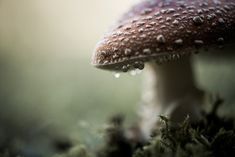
left=91, top=0, right=235, bottom=139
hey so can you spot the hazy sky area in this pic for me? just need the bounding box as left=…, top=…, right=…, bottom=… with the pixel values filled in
left=0, top=0, right=139, bottom=155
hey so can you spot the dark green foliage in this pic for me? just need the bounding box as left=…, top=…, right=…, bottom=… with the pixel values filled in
left=96, top=115, right=133, bottom=157
left=97, top=99, right=235, bottom=157
left=53, top=138, right=73, bottom=153
left=2, top=99, right=234, bottom=157
left=211, top=129, right=235, bottom=157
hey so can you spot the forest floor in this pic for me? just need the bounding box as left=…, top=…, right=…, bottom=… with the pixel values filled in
left=50, top=97, right=235, bottom=157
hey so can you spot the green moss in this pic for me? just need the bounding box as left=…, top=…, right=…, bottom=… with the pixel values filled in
left=3, top=98, right=233, bottom=157
left=97, top=98, right=235, bottom=157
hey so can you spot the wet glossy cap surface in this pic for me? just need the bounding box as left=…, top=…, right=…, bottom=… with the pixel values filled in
left=92, top=0, right=235, bottom=71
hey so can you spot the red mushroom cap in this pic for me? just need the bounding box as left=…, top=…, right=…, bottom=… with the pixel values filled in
left=92, top=0, right=235, bottom=71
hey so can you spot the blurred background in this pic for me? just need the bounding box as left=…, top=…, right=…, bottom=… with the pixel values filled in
left=0, top=0, right=234, bottom=156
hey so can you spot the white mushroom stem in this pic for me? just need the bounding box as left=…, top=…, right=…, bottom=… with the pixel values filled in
left=140, top=56, right=204, bottom=139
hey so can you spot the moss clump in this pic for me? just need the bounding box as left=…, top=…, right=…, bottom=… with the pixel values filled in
left=6, top=98, right=232, bottom=157
left=98, top=98, right=235, bottom=157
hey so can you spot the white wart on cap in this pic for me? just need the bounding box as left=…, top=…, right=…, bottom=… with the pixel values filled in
left=92, top=0, right=235, bottom=72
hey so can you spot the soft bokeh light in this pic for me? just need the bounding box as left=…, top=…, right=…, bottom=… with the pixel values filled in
left=0, top=0, right=140, bottom=155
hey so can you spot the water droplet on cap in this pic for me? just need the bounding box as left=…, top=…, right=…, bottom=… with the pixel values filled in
left=166, top=8, right=175, bottom=14
left=122, top=65, right=129, bottom=72
left=193, top=16, right=204, bottom=25
left=174, top=39, right=183, bottom=45
left=172, top=20, right=179, bottom=25
left=157, top=34, right=166, bottom=43
left=217, top=37, right=224, bottom=45
left=129, top=70, right=137, bottom=76
left=124, top=48, right=132, bottom=55
left=166, top=17, right=172, bottom=21
left=133, top=61, right=145, bottom=70
left=218, top=18, right=225, bottom=24
left=113, top=72, right=120, bottom=78
left=194, top=40, right=204, bottom=46
left=143, top=48, right=151, bottom=54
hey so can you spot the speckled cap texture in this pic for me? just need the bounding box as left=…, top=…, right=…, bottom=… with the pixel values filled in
left=92, top=0, right=235, bottom=71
